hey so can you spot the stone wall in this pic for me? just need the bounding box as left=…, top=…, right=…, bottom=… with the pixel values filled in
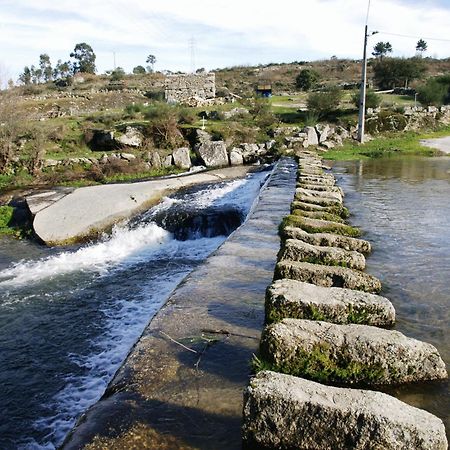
left=164, top=73, right=215, bottom=104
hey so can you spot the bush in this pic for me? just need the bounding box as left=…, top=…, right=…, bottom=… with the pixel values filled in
left=307, top=86, right=343, bottom=119
left=351, top=89, right=381, bottom=110
left=417, top=76, right=450, bottom=106
left=373, top=57, right=426, bottom=90
left=295, top=69, right=320, bottom=91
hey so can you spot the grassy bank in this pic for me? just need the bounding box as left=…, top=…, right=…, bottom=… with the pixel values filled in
left=324, top=125, right=450, bottom=160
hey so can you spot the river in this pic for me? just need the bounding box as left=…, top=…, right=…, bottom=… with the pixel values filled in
left=330, top=155, right=450, bottom=438
left=0, top=168, right=269, bottom=449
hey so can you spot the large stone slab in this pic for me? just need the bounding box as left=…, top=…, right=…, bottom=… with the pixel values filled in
left=296, top=187, right=343, bottom=203
left=172, top=147, right=192, bottom=169
left=243, top=371, right=448, bottom=450
left=298, top=174, right=335, bottom=185
left=279, top=239, right=366, bottom=270
left=291, top=208, right=345, bottom=223
left=266, top=279, right=394, bottom=325
left=281, top=226, right=371, bottom=254
left=290, top=201, right=349, bottom=219
left=275, top=260, right=381, bottom=293
left=294, top=193, right=342, bottom=208
left=195, top=140, right=229, bottom=168
left=260, top=319, right=448, bottom=385
left=282, top=215, right=361, bottom=237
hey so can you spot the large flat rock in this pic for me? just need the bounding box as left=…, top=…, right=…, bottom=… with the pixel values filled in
left=282, top=215, right=361, bottom=237
left=298, top=174, right=335, bottom=185
left=275, top=260, right=381, bottom=293
left=243, top=371, right=448, bottom=450
left=28, top=166, right=252, bottom=245
left=296, top=187, right=343, bottom=203
left=279, top=239, right=366, bottom=270
left=260, top=319, right=447, bottom=385
left=281, top=226, right=371, bottom=254
left=265, top=279, right=395, bottom=325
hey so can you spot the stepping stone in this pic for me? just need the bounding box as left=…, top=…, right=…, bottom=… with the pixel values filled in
left=294, top=194, right=342, bottom=208
left=290, top=201, right=349, bottom=219
left=282, top=226, right=371, bottom=254
left=296, top=182, right=344, bottom=196
left=266, top=279, right=394, bottom=325
left=260, top=319, right=448, bottom=385
left=243, top=371, right=448, bottom=450
left=298, top=174, right=335, bottom=186
left=291, top=208, right=345, bottom=223
left=281, top=216, right=360, bottom=237
left=275, top=260, right=381, bottom=293
left=279, top=239, right=366, bottom=270
left=296, top=187, right=343, bottom=203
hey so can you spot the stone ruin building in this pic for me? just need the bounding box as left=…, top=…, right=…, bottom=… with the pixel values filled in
left=164, top=72, right=215, bottom=104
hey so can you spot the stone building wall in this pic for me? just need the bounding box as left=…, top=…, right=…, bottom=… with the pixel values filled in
left=164, top=73, right=215, bottom=103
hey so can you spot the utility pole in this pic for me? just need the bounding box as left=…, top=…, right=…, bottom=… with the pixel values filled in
left=357, top=0, right=377, bottom=143
left=357, top=26, right=369, bottom=143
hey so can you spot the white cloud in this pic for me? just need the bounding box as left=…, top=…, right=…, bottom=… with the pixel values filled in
left=1, top=0, right=449, bottom=79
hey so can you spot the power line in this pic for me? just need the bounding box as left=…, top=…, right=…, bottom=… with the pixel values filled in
left=377, top=31, right=450, bottom=42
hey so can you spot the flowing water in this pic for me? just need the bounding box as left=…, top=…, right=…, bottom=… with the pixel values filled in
left=0, top=168, right=269, bottom=449
left=331, top=155, right=450, bottom=436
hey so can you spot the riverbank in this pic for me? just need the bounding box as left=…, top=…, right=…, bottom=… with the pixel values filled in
left=25, top=165, right=255, bottom=245
left=61, top=157, right=296, bottom=449
left=324, top=125, right=450, bottom=161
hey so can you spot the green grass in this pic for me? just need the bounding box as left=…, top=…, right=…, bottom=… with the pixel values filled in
left=324, top=126, right=450, bottom=161
left=0, top=206, right=18, bottom=236
left=103, top=166, right=183, bottom=183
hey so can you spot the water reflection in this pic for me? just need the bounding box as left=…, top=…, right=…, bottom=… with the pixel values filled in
left=330, top=155, right=450, bottom=438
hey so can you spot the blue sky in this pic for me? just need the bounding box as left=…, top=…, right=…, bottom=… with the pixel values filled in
left=1, top=0, right=449, bottom=84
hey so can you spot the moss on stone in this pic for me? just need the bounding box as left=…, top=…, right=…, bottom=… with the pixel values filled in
left=291, top=208, right=345, bottom=224
left=261, top=342, right=386, bottom=385
left=280, top=215, right=361, bottom=238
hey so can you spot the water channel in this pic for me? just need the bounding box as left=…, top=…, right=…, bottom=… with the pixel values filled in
left=0, top=168, right=270, bottom=449
left=330, top=155, right=450, bottom=438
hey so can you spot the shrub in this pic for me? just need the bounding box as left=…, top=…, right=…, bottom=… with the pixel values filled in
left=351, top=89, right=381, bottom=110
left=373, top=57, right=426, bottom=90
left=417, top=76, right=450, bottom=106
left=307, top=86, right=343, bottom=119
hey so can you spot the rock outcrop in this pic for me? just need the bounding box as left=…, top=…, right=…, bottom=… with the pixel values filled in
left=243, top=371, right=448, bottom=450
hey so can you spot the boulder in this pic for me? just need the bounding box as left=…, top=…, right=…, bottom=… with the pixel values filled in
left=260, top=319, right=447, bottom=385
left=172, top=147, right=192, bottom=169
left=279, top=239, right=366, bottom=270
left=303, top=126, right=319, bottom=147
left=266, top=279, right=394, bottom=325
left=243, top=371, right=448, bottom=450
left=315, top=123, right=331, bottom=143
left=281, top=226, right=371, bottom=254
left=275, top=260, right=381, bottom=293
left=196, top=129, right=212, bottom=145
left=195, top=140, right=229, bottom=168
left=120, top=152, right=136, bottom=162
left=148, top=151, right=161, bottom=169
left=116, top=126, right=143, bottom=147
left=162, top=155, right=173, bottom=167
left=229, top=148, right=244, bottom=166
left=321, top=141, right=336, bottom=150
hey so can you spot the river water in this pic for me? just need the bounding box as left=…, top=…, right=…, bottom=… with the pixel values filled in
left=330, top=155, right=450, bottom=437
left=0, top=168, right=269, bottom=449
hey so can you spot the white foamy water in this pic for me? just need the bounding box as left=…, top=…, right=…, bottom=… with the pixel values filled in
left=0, top=223, right=171, bottom=287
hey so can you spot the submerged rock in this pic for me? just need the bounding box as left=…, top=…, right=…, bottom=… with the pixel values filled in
left=260, top=319, right=448, bottom=385
left=281, top=226, right=371, bottom=254
left=279, top=239, right=366, bottom=270
left=275, top=260, right=381, bottom=293
left=265, top=279, right=394, bottom=325
left=243, top=371, right=448, bottom=450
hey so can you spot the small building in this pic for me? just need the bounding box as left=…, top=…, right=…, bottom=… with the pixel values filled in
left=256, top=83, right=272, bottom=98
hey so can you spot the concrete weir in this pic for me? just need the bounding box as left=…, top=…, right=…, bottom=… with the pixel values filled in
left=62, top=158, right=297, bottom=449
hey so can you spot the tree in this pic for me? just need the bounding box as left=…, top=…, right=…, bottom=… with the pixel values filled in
left=53, top=59, right=73, bottom=79
left=372, top=41, right=393, bottom=59
left=416, top=39, right=428, bottom=56
left=19, top=66, right=32, bottom=85
left=110, top=67, right=125, bottom=81
left=30, top=65, right=42, bottom=84
left=296, top=69, right=320, bottom=91
left=417, top=75, right=450, bottom=106
left=39, top=54, right=53, bottom=82
left=373, top=57, right=426, bottom=89
left=133, top=65, right=146, bottom=74
left=307, top=85, right=343, bottom=118
left=70, top=43, right=96, bottom=74
left=146, top=54, right=156, bottom=72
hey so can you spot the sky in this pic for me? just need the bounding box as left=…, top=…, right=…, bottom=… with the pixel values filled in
left=1, top=0, right=450, bottom=84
